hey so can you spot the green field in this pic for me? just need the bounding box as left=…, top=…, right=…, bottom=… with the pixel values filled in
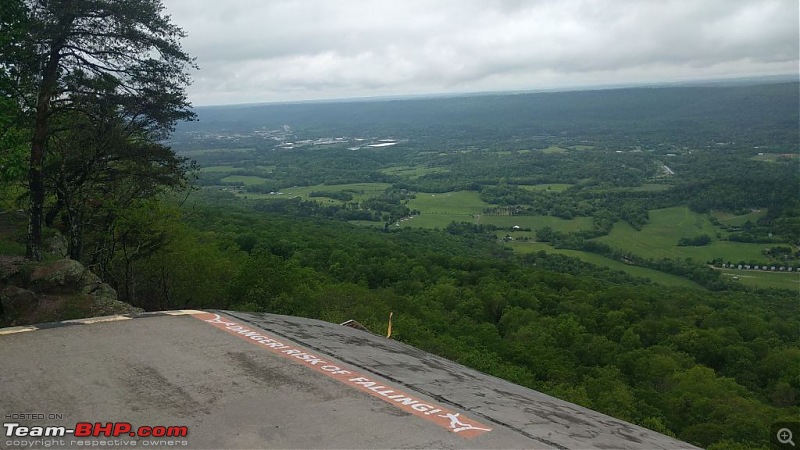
left=238, top=183, right=392, bottom=204
left=510, top=242, right=701, bottom=288
left=221, top=175, right=270, bottom=186
left=288, top=183, right=391, bottom=201
left=542, top=146, right=568, bottom=154
left=712, top=209, right=767, bottom=226
left=596, top=206, right=768, bottom=263
left=406, top=191, right=487, bottom=215
left=392, top=214, right=465, bottom=228
left=229, top=184, right=792, bottom=291
left=630, top=184, right=672, bottom=192
left=519, top=184, right=574, bottom=192
left=393, top=213, right=594, bottom=233
left=179, top=148, right=254, bottom=157
left=751, top=153, right=798, bottom=163
left=586, top=184, right=672, bottom=194
left=390, top=191, right=483, bottom=228
left=200, top=165, right=239, bottom=173
left=398, top=191, right=598, bottom=231
left=479, top=215, right=593, bottom=233
left=379, top=165, right=450, bottom=179
left=720, top=269, right=799, bottom=291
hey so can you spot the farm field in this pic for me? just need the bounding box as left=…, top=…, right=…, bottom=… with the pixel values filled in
left=596, top=206, right=768, bottom=263
left=221, top=175, right=270, bottom=186
left=203, top=174, right=794, bottom=291
left=394, top=214, right=471, bottom=229
left=632, top=184, right=672, bottom=192
left=238, top=182, right=392, bottom=203
left=390, top=213, right=590, bottom=232
left=509, top=241, right=701, bottom=288
left=479, top=215, right=593, bottom=233
left=400, top=191, right=593, bottom=232
left=585, top=183, right=672, bottom=194
left=406, top=191, right=487, bottom=215
left=750, top=153, right=798, bottom=163
left=200, top=165, right=239, bottom=173
left=179, top=147, right=254, bottom=157
left=719, top=269, right=799, bottom=291
left=712, top=209, right=767, bottom=226
left=519, top=184, right=574, bottom=192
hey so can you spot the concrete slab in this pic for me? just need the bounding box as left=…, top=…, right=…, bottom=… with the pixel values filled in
left=0, top=310, right=699, bottom=449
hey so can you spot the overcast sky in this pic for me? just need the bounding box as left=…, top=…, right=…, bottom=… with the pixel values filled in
left=161, top=0, right=799, bottom=106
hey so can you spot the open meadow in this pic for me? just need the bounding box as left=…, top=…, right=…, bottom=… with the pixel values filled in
left=222, top=175, right=271, bottom=186
left=596, top=206, right=770, bottom=263
left=711, top=209, right=768, bottom=226
left=519, top=183, right=574, bottom=192
left=238, top=182, right=392, bottom=203
left=719, top=269, right=799, bottom=291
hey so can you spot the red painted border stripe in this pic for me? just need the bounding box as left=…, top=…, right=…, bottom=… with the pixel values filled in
left=192, top=312, right=492, bottom=438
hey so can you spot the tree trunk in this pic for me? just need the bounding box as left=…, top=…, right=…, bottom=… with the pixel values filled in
left=26, top=48, right=62, bottom=261
left=26, top=160, right=44, bottom=260
left=67, top=202, right=82, bottom=261
left=27, top=101, right=49, bottom=260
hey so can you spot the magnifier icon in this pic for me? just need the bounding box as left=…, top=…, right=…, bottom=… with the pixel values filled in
left=778, top=428, right=796, bottom=446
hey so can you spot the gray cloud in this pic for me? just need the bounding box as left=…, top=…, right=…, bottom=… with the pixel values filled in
left=162, top=0, right=799, bottom=105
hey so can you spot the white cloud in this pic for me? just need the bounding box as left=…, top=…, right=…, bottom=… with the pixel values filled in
left=162, top=0, right=800, bottom=105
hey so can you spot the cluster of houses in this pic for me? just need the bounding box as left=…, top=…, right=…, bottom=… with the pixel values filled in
left=718, top=263, right=795, bottom=272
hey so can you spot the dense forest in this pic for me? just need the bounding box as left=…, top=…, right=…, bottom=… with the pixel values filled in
left=1, top=2, right=799, bottom=447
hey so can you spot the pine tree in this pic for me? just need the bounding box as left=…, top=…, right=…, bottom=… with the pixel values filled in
left=0, top=0, right=195, bottom=260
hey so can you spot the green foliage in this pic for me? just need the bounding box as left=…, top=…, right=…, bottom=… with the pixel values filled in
left=1, top=0, right=196, bottom=259
left=0, top=98, right=28, bottom=185
left=309, top=190, right=354, bottom=201
left=228, top=249, right=321, bottom=314
left=678, top=234, right=712, bottom=246
left=102, top=196, right=797, bottom=449
left=41, top=110, right=193, bottom=264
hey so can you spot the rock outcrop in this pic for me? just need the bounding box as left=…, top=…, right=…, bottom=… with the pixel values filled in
left=0, top=256, right=142, bottom=326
